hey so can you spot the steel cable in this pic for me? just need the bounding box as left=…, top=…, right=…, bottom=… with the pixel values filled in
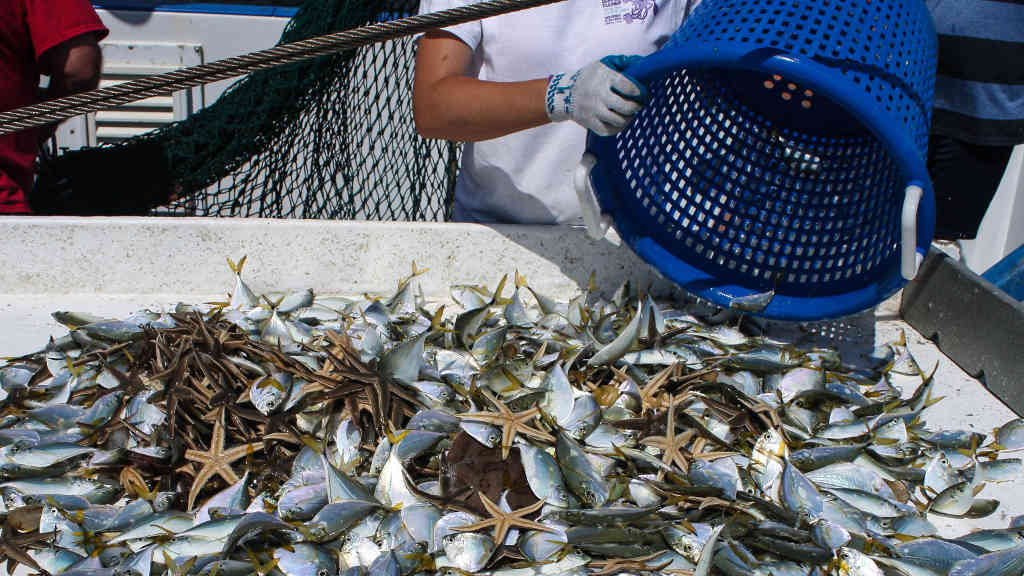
left=0, top=0, right=564, bottom=136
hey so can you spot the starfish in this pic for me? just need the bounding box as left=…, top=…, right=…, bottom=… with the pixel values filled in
left=0, top=523, right=50, bottom=575
left=452, top=492, right=556, bottom=549
left=640, top=395, right=695, bottom=474
left=586, top=551, right=673, bottom=575
left=183, top=407, right=265, bottom=510
left=458, top=389, right=554, bottom=459
left=637, top=364, right=674, bottom=414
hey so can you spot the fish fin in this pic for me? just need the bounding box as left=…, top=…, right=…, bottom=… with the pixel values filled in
left=514, top=270, right=528, bottom=288
left=269, top=295, right=286, bottom=309
left=530, top=342, right=548, bottom=366
left=299, top=435, right=324, bottom=453
left=267, top=377, right=288, bottom=393
left=430, top=305, right=452, bottom=334
left=491, top=272, right=512, bottom=305
left=411, top=261, right=429, bottom=277
left=490, top=274, right=509, bottom=305
left=385, top=426, right=409, bottom=446
left=225, top=255, right=247, bottom=276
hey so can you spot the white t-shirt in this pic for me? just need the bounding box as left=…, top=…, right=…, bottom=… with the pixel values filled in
left=417, top=0, right=691, bottom=224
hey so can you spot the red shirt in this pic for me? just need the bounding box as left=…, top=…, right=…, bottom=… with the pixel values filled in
left=0, top=0, right=108, bottom=213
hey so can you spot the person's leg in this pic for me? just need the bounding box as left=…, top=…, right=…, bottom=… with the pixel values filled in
left=927, top=134, right=1015, bottom=240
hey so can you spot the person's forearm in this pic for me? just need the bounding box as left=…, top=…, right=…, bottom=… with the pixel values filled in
left=38, top=40, right=102, bottom=142
left=46, top=65, right=101, bottom=100
left=415, top=76, right=550, bottom=142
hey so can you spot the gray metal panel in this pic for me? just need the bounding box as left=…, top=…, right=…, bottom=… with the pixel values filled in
left=901, top=248, right=1024, bottom=416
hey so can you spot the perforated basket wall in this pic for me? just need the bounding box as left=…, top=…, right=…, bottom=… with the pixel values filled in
left=586, top=0, right=937, bottom=320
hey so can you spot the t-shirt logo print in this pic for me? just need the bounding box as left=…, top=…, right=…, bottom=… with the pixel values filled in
left=601, top=0, right=657, bottom=25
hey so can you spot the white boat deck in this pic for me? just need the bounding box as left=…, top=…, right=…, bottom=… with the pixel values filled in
left=0, top=217, right=1020, bottom=545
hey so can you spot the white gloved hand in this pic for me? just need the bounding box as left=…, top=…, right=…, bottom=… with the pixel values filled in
left=545, top=55, right=647, bottom=136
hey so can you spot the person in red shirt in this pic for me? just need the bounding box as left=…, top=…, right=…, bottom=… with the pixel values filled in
left=1, top=0, right=109, bottom=214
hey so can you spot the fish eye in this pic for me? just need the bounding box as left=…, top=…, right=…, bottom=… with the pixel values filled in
left=839, top=550, right=851, bottom=559
left=318, top=570, right=329, bottom=576
left=879, top=519, right=891, bottom=528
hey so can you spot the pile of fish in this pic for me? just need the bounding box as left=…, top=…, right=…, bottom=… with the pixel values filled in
left=0, top=258, right=1022, bottom=576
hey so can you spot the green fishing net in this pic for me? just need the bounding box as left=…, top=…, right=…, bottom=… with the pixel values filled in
left=32, top=0, right=459, bottom=220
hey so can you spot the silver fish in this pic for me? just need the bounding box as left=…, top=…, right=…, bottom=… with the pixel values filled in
left=278, top=483, right=328, bottom=521
left=781, top=458, right=823, bottom=523
left=663, top=522, right=716, bottom=563
left=729, top=288, right=775, bottom=313
left=837, top=547, right=884, bottom=576
left=560, top=394, right=602, bottom=440
left=995, top=419, right=1024, bottom=450
left=689, top=457, right=741, bottom=501
left=556, top=431, right=609, bottom=507
left=250, top=372, right=291, bottom=416
left=443, top=532, right=495, bottom=573
left=227, top=256, right=259, bottom=309
left=379, top=330, right=429, bottom=386
left=517, top=440, right=571, bottom=508
left=588, top=301, right=645, bottom=367
left=303, top=500, right=384, bottom=542
left=949, top=545, right=1024, bottom=576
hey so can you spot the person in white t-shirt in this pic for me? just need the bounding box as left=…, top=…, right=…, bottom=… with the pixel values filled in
left=414, top=0, right=692, bottom=224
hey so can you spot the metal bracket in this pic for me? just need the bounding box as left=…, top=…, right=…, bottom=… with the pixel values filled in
left=901, top=248, right=1024, bottom=416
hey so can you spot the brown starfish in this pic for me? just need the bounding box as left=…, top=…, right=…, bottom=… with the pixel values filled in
left=183, top=407, right=264, bottom=510
left=458, top=389, right=554, bottom=459
left=0, top=522, right=50, bottom=575
left=452, top=492, right=556, bottom=549
left=637, top=364, right=674, bottom=414
left=586, top=551, right=674, bottom=575
left=640, top=395, right=695, bottom=474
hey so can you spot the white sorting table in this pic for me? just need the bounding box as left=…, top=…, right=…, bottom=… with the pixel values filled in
left=0, top=217, right=1019, bottom=558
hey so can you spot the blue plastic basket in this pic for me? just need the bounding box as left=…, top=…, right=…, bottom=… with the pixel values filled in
left=576, top=0, right=938, bottom=320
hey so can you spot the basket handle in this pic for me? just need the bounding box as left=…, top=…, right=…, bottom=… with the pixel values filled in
left=575, top=152, right=612, bottom=240
left=901, top=183, right=924, bottom=280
